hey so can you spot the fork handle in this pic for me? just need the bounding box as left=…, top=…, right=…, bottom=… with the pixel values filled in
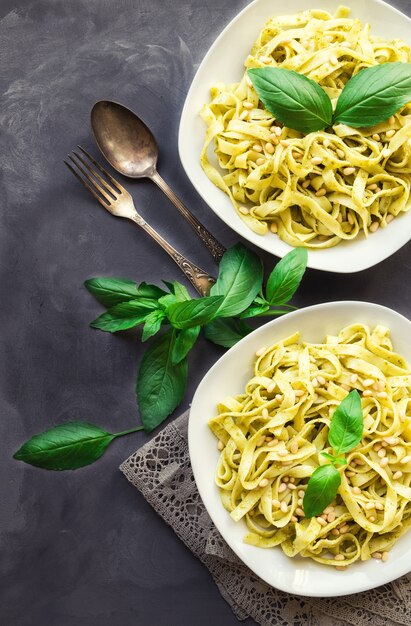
left=151, top=171, right=226, bottom=263
left=131, top=215, right=215, bottom=296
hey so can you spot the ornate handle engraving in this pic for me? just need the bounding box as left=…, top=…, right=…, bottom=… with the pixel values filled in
left=151, top=171, right=226, bottom=263
left=131, top=215, right=215, bottom=296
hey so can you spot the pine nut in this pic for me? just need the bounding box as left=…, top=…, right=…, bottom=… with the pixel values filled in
left=339, top=524, right=350, bottom=534
left=280, top=139, right=290, bottom=147
left=278, top=482, right=288, bottom=494
left=400, top=455, right=411, bottom=464
left=243, top=101, right=254, bottom=109
left=334, top=554, right=345, bottom=561
left=363, top=390, right=373, bottom=397
left=256, top=157, right=265, bottom=166
left=280, top=501, right=288, bottom=513
left=365, top=502, right=375, bottom=510
left=379, top=457, right=389, bottom=468
left=336, top=149, right=345, bottom=158
left=278, top=450, right=288, bottom=457
left=316, top=188, right=327, bottom=197
left=256, top=346, right=266, bottom=356
left=382, top=148, right=391, bottom=158
left=331, top=528, right=340, bottom=536
left=302, top=179, right=311, bottom=188
left=347, top=213, right=354, bottom=225
left=217, top=440, right=224, bottom=451
left=378, top=448, right=386, bottom=458
left=291, top=516, right=298, bottom=523
left=375, top=502, right=384, bottom=510
left=270, top=222, right=278, bottom=234
left=372, top=552, right=382, bottom=559
left=256, top=436, right=266, bottom=447
left=296, top=507, right=305, bottom=516
left=239, top=206, right=249, bottom=215
left=267, top=382, right=276, bottom=393
left=368, top=515, right=376, bottom=522
left=260, top=55, right=271, bottom=64
left=259, top=478, right=269, bottom=488
left=372, top=133, right=380, bottom=141
left=317, top=517, right=327, bottom=526
left=283, top=476, right=290, bottom=483
left=265, top=142, right=275, bottom=154
left=328, top=512, right=336, bottom=523
left=276, top=394, right=283, bottom=403
left=290, top=441, right=299, bottom=454
left=298, top=490, right=305, bottom=498
left=384, top=436, right=398, bottom=445
left=336, top=565, right=347, bottom=571
left=274, top=126, right=282, bottom=136
left=289, top=477, right=295, bottom=483
left=317, top=375, right=326, bottom=385
left=346, top=471, right=355, bottom=477
left=272, top=499, right=281, bottom=508
left=393, top=470, right=403, bottom=480
left=330, top=54, right=338, bottom=65
left=382, top=551, right=389, bottom=562
left=385, top=129, right=395, bottom=138
left=389, top=116, right=396, bottom=124
left=267, top=438, right=278, bottom=447
left=323, top=139, right=330, bottom=148
left=262, top=408, right=269, bottom=419
left=294, top=389, right=304, bottom=397
left=343, top=167, right=356, bottom=175
left=377, top=391, right=388, bottom=399
left=353, top=486, right=361, bottom=495
left=350, top=374, right=358, bottom=384
left=312, top=377, right=318, bottom=387
left=252, top=144, right=262, bottom=152
left=288, top=484, right=297, bottom=491
left=363, top=378, right=374, bottom=387
left=312, top=156, right=323, bottom=165
left=386, top=214, right=394, bottom=223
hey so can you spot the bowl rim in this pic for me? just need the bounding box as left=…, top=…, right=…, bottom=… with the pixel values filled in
left=188, top=300, right=411, bottom=596
left=178, top=0, right=411, bottom=273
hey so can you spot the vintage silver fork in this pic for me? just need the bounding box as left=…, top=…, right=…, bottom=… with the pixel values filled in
left=64, top=147, right=215, bottom=296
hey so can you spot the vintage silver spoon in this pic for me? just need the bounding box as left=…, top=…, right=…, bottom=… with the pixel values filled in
left=90, top=100, right=226, bottom=263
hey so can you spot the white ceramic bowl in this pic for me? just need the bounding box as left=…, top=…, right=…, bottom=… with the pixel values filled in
left=188, top=301, right=411, bottom=596
left=179, top=0, right=411, bottom=272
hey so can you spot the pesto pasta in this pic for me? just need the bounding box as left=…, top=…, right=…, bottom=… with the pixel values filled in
left=209, top=324, right=411, bottom=567
left=200, top=6, right=411, bottom=248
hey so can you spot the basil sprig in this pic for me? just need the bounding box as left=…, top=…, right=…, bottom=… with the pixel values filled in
left=303, top=390, right=363, bottom=518
left=248, top=62, right=411, bottom=133
left=13, top=244, right=307, bottom=471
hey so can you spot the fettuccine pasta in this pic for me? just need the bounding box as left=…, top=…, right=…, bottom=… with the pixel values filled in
left=209, top=324, right=411, bottom=567
left=200, top=7, right=411, bottom=248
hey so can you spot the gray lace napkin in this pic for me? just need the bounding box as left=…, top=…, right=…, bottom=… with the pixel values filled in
left=120, top=411, right=411, bottom=626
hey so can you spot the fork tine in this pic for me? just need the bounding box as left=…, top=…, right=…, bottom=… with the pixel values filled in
left=77, top=146, right=126, bottom=193
left=72, top=149, right=119, bottom=198
left=64, top=160, right=109, bottom=208
left=68, top=153, right=113, bottom=204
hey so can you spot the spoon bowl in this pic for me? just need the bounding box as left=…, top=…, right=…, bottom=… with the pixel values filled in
left=91, top=100, right=158, bottom=178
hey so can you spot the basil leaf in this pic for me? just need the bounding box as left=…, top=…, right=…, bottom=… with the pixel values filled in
left=204, top=318, right=252, bottom=348
left=142, top=310, right=166, bottom=342
left=333, top=62, right=411, bottom=127
left=158, top=294, right=178, bottom=309
left=248, top=67, right=333, bottom=133
left=90, top=299, right=158, bottom=332
left=172, top=326, right=201, bottom=364
left=13, top=422, right=115, bottom=470
left=171, top=281, right=191, bottom=302
left=328, top=390, right=363, bottom=455
left=239, top=304, right=270, bottom=318
left=167, top=296, right=224, bottom=330
left=303, top=464, right=341, bottom=518
left=137, top=330, right=188, bottom=432
left=85, top=278, right=166, bottom=307
left=320, top=451, right=347, bottom=467
left=211, top=243, right=263, bottom=317
left=266, top=249, right=307, bottom=305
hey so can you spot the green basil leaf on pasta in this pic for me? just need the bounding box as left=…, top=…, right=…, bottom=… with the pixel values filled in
left=328, top=390, right=363, bottom=455
left=137, top=330, right=188, bottom=432
left=171, top=326, right=201, bottom=364
left=204, top=318, right=252, bottom=348
left=167, top=296, right=224, bottom=330
left=248, top=67, right=333, bottom=133
left=266, top=248, right=308, bottom=305
left=211, top=243, right=263, bottom=317
left=90, top=299, right=159, bottom=332
left=303, top=464, right=341, bottom=518
left=85, top=278, right=166, bottom=307
left=239, top=304, right=270, bottom=318
left=333, top=62, right=411, bottom=127
left=320, top=451, right=347, bottom=467
left=13, top=422, right=116, bottom=470
left=141, top=310, right=166, bottom=342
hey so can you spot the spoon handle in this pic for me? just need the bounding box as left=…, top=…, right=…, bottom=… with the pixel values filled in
left=131, top=215, right=215, bottom=296
left=151, top=171, right=226, bottom=263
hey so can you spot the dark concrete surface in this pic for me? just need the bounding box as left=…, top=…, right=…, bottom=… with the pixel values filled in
left=1, top=1, right=411, bottom=624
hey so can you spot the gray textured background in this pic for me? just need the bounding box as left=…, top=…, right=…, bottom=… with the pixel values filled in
left=1, top=0, right=411, bottom=624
